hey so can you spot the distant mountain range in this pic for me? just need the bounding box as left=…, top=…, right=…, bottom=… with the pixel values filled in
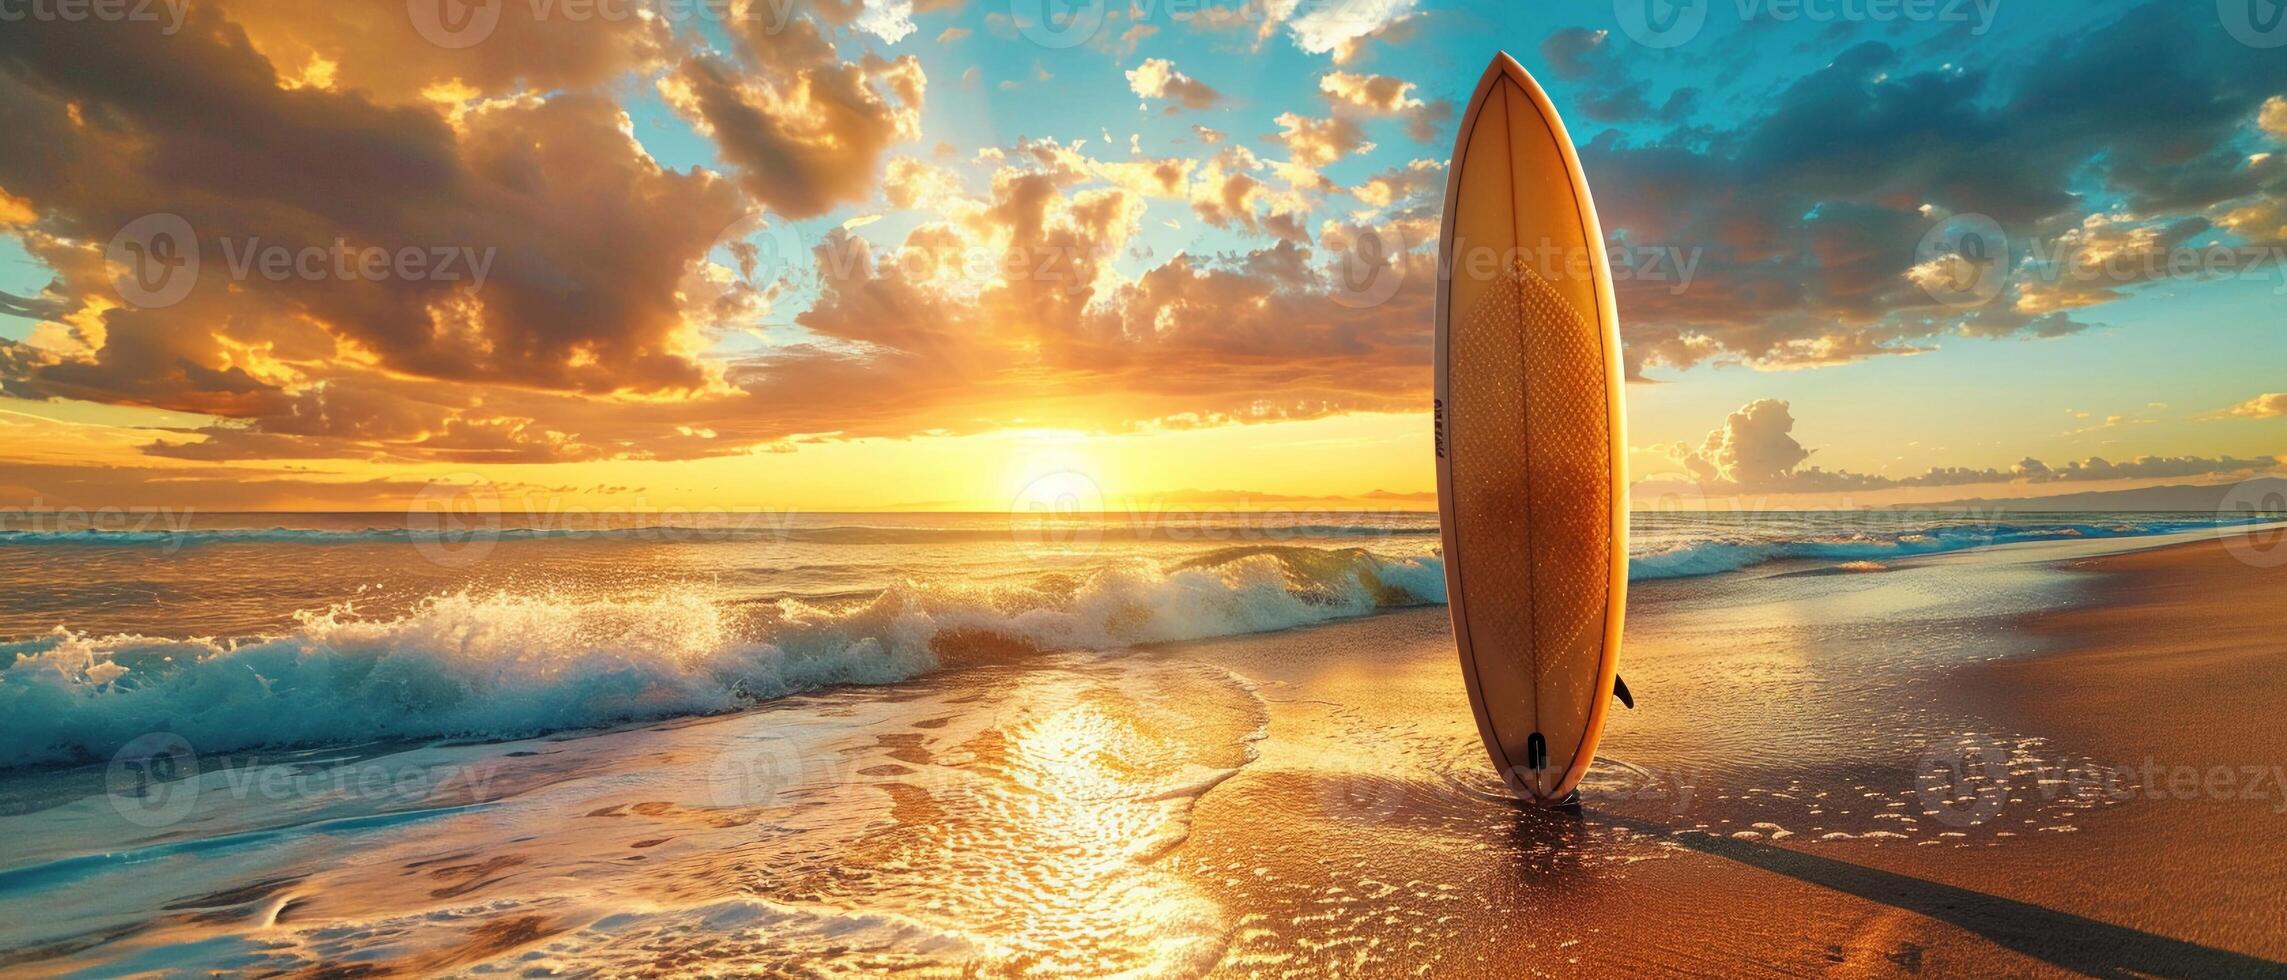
left=1928, top=477, right=2287, bottom=513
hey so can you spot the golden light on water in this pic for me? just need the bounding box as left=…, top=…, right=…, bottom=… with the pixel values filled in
left=928, top=682, right=1231, bottom=976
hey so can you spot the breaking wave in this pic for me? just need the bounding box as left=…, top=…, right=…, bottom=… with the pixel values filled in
left=0, top=546, right=1442, bottom=769
left=1628, top=515, right=2265, bottom=581
left=0, top=523, right=1438, bottom=548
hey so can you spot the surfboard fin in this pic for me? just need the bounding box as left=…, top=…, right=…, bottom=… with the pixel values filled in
left=1613, top=674, right=1635, bottom=709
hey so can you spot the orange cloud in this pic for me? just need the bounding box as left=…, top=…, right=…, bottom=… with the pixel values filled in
left=1126, top=58, right=1221, bottom=112
left=1665, top=400, right=2278, bottom=493
left=2213, top=393, right=2287, bottom=420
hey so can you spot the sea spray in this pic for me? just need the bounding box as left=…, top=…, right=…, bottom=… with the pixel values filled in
left=0, top=547, right=1444, bottom=768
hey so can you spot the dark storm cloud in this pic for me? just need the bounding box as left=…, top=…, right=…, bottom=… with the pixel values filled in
left=1573, top=2, right=2287, bottom=375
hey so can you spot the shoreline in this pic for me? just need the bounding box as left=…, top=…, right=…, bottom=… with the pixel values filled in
left=1939, top=538, right=2287, bottom=959
left=1153, top=531, right=2287, bottom=975
left=3, top=526, right=2283, bottom=974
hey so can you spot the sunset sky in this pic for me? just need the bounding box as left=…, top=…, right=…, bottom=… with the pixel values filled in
left=0, top=0, right=2281, bottom=511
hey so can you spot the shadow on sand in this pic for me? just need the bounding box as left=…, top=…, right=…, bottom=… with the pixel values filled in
left=1514, top=809, right=2287, bottom=978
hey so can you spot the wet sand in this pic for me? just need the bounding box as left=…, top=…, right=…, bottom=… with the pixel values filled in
left=1154, top=536, right=2287, bottom=977
left=6, top=531, right=2284, bottom=975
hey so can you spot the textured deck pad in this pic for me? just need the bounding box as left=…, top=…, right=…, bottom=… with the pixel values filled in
left=1436, top=55, right=1626, bottom=804
left=1450, top=265, right=1612, bottom=798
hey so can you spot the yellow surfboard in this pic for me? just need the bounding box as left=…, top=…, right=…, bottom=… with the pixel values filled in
left=1434, top=52, right=1629, bottom=806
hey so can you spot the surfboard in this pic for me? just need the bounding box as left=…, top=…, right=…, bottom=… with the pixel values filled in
left=1433, top=52, right=1629, bottom=806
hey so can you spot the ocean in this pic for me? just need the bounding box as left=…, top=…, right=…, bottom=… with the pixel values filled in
left=0, top=509, right=2278, bottom=974
left=0, top=509, right=2263, bottom=770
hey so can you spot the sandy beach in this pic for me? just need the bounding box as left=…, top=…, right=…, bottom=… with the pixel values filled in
left=1155, top=534, right=2287, bottom=976
left=3, top=523, right=2285, bottom=976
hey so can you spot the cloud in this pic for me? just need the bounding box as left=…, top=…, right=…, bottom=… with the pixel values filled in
left=1664, top=399, right=2279, bottom=493
left=1126, top=58, right=1221, bottom=112
left=854, top=0, right=918, bottom=43
left=2210, top=393, right=2287, bottom=420
left=1539, top=27, right=1608, bottom=81
left=1536, top=27, right=1693, bottom=125
left=2013, top=454, right=2284, bottom=484
left=1319, top=71, right=1420, bottom=113
left=1186, top=145, right=1313, bottom=242
left=226, top=0, right=669, bottom=102
left=1578, top=5, right=2287, bottom=377
left=1319, top=71, right=1453, bottom=142
left=1282, top=0, right=1418, bottom=63
left=660, top=16, right=925, bottom=220
left=3, top=0, right=2281, bottom=481
left=1668, top=399, right=1813, bottom=488
left=2012, top=213, right=2219, bottom=314
left=1271, top=112, right=1371, bottom=168
left=1351, top=159, right=1444, bottom=208
left=2264, top=96, right=2287, bottom=141
left=0, top=9, right=749, bottom=409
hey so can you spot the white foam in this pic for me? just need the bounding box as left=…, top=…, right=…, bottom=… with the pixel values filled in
left=0, top=547, right=1444, bottom=768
